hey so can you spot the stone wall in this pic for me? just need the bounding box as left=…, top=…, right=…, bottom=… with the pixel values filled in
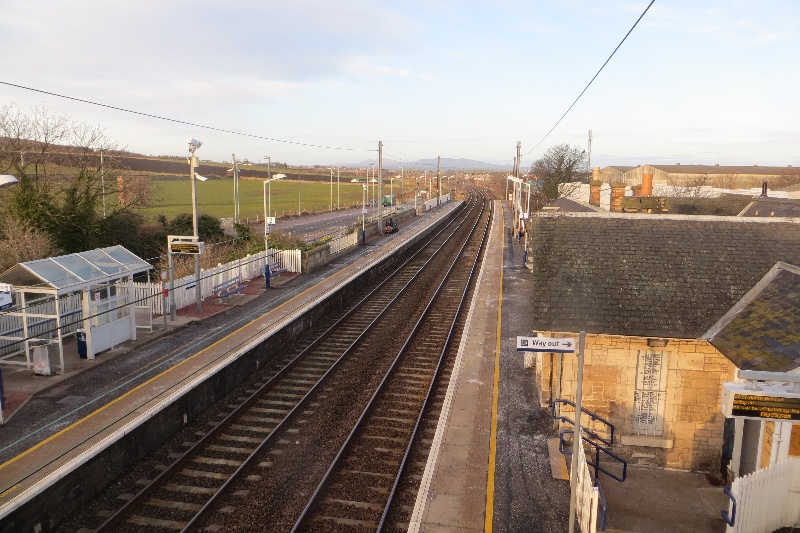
left=534, top=332, right=737, bottom=472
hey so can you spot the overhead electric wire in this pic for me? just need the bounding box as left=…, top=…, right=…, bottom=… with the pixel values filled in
left=0, top=80, right=376, bottom=153
left=523, top=0, right=656, bottom=158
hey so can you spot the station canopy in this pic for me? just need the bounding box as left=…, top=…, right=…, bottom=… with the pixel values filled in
left=0, top=245, right=152, bottom=294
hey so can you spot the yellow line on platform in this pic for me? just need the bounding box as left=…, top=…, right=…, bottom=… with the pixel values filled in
left=485, top=201, right=504, bottom=533
left=0, top=278, right=318, bottom=474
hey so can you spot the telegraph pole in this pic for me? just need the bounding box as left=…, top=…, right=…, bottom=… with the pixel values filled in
left=587, top=130, right=593, bottom=179
left=436, top=156, right=441, bottom=207
left=232, top=154, right=240, bottom=223
left=378, top=141, right=384, bottom=233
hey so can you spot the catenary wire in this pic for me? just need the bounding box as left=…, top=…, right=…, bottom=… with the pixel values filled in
left=522, top=0, right=656, bottom=158
left=0, top=80, right=376, bottom=153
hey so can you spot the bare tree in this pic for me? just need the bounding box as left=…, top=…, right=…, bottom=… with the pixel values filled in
left=529, top=144, right=588, bottom=201
left=0, top=218, right=61, bottom=271
left=0, top=103, right=71, bottom=180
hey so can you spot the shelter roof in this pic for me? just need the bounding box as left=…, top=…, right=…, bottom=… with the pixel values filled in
left=703, top=263, right=800, bottom=372
left=526, top=213, right=800, bottom=339
left=0, top=246, right=151, bottom=294
left=738, top=197, right=800, bottom=218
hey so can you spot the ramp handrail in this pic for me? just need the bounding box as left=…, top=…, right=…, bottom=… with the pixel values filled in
left=552, top=398, right=615, bottom=447
left=559, top=430, right=628, bottom=482
left=721, top=485, right=736, bottom=526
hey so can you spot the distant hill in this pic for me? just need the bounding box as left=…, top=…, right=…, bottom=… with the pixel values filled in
left=349, top=158, right=511, bottom=171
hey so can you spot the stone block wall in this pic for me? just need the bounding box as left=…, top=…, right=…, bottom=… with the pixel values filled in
left=534, top=332, right=737, bottom=472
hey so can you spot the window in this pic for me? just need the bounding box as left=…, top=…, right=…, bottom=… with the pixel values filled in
left=632, top=350, right=668, bottom=436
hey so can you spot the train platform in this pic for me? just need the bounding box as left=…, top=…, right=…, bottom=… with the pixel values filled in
left=410, top=200, right=728, bottom=533
left=0, top=201, right=461, bottom=526
left=0, top=197, right=730, bottom=532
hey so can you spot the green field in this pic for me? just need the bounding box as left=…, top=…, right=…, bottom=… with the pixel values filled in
left=143, top=179, right=383, bottom=222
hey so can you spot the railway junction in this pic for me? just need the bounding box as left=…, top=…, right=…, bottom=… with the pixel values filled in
left=0, top=193, right=727, bottom=532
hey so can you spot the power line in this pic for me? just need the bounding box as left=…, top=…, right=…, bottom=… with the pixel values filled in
left=523, top=0, right=656, bottom=157
left=0, top=80, right=376, bottom=153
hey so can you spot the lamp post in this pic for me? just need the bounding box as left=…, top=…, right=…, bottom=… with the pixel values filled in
left=188, top=138, right=203, bottom=314
left=263, top=178, right=270, bottom=252
left=99, top=149, right=106, bottom=217
left=337, top=167, right=340, bottom=210
left=362, top=184, right=367, bottom=243
left=400, top=167, right=403, bottom=204
left=369, top=163, right=375, bottom=213
left=0, top=175, right=19, bottom=187
left=329, top=167, right=333, bottom=212
left=263, top=155, right=271, bottom=217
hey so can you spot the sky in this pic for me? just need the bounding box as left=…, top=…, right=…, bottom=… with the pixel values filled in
left=0, top=1, right=798, bottom=170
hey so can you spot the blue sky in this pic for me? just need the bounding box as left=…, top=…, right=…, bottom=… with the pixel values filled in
left=0, top=1, right=797, bottom=169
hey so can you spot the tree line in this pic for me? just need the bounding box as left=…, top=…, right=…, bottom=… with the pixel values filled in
left=0, top=103, right=252, bottom=273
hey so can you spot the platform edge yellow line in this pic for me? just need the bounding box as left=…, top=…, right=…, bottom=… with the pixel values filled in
left=485, top=201, right=503, bottom=533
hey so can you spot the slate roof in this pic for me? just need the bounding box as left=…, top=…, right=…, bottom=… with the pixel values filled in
left=647, top=165, right=800, bottom=176
left=526, top=214, right=800, bottom=338
left=738, top=198, right=800, bottom=218
left=703, top=263, right=800, bottom=372
left=544, top=197, right=600, bottom=213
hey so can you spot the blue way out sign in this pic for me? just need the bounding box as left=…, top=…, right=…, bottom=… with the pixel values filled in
left=517, top=336, right=577, bottom=353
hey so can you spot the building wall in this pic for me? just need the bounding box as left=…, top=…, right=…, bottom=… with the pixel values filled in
left=534, top=332, right=738, bottom=472
left=621, top=165, right=789, bottom=189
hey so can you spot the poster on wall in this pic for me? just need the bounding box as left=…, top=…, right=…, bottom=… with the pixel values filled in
left=0, top=283, right=13, bottom=311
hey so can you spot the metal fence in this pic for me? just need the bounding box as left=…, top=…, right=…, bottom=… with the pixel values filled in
left=135, top=249, right=302, bottom=316
left=725, top=457, right=800, bottom=533
left=0, top=292, right=83, bottom=358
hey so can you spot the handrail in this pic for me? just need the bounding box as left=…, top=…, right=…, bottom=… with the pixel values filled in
left=552, top=398, right=615, bottom=446
left=721, top=485, right=736, bottom=526
left=595, top=476, right=608, bottom=531
left=559, top=430, right=627, bottom=482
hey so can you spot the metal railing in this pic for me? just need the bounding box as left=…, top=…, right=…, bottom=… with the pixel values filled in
left=559, top=430, right=628, bottom=483
left=553, top=399, right=615, bottom=447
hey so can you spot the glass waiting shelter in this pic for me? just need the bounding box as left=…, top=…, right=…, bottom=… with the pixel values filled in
left=0, top=246, right=152, bottom=372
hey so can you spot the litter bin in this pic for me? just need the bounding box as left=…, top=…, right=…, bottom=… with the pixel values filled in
left=76, top=329, right=87, bottom=359
left=31, top=340, right=51, bottom=376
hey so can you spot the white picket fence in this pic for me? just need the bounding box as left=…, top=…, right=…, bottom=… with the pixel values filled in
left=726, top=457, right=800, bottom=533
left=423, top=194, right=450, bottom=211
left=576, top=433, right=600, bottom=533
left=136, top=249, right=302, bottom=316
left=329, top=232, right=358, bottom=255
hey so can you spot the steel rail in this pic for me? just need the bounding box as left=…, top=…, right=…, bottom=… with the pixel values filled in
left=93, top=198, right=476, bottom=533
left=377, top=191, right=491, bottom=530
left=180, top=194, right=480, bottom=532
left=290, top=190, right=488, bottom=531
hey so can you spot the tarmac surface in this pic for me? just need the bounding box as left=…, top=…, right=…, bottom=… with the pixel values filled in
left=0, top=198, right=732, bottom=532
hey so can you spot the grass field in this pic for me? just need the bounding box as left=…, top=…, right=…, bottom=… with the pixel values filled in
left=142, top=179, right=396, bottom=222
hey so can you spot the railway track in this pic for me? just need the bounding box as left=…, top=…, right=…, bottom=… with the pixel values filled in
left=75, top=190, right=490, bottom=533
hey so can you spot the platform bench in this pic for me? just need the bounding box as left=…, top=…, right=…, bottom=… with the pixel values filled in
left=267, top=263, right=288, bottom=276
left=213, top=276, right=245, bottom=299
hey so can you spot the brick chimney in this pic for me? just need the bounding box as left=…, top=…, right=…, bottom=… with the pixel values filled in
left=641, top=173, right=653, bottom=196
left=589, top=167, right=601, bottom=206
left=610, top=183, right=626, bottom=212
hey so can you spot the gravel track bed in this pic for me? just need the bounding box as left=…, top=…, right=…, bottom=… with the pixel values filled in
left=58, top=195, right=483, bottom=532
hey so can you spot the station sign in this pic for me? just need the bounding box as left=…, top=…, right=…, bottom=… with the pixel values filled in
left=517, top=336, right=576, bottom=353
left=721, top=382, right=800, bottom=421
left=168, top=235, right=204, bottom=255
left=170, top=241, right=205, bottom=254
left=0, top=283, right=13, bottom=311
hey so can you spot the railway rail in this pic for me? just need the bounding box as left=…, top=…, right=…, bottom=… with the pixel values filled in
left=73, top=190, right=490, bottom=533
